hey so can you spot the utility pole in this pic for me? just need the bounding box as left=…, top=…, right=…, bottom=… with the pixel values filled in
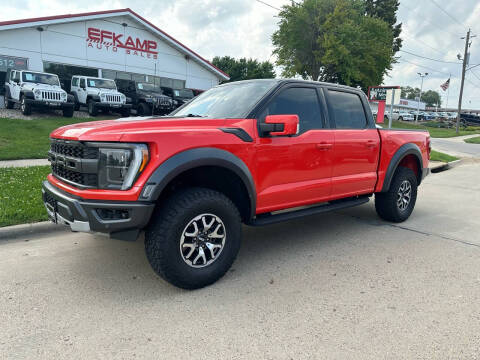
left=456, top=29, right=471, bottom=134
left=416, top=72, right=428, bottom=124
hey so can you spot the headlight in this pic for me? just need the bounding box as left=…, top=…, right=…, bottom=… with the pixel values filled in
left=34, top=89, right=42, bottom=98
left=61, top=92, right=67, bottom=99
left=100, top=93, right=107, bottom=102
left=120, top=94, right=126, bottom=103
left=94, top=143, right=149, bottom=190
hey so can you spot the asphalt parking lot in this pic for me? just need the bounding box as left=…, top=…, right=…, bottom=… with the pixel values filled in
left=1, top=161, right=480, bottom=359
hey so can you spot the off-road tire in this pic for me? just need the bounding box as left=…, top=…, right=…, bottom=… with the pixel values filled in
left=74, top=101, right=80, bottom=111
left=375, top=166, right=418, bottom=223
left=20, top=95, right=32, bottom=115
left=398, top=116, right=403, bottom=121
left=145, top=187, right=242, bottom=289
left=4, top=92, right=14, bottom=109
left=121, top=108, right=130, bottom=117
left=62, top=107, right=74, bottom=118
left=87, top=99, right=98, bottom=116
left=137, top=102, right=150, bottom=116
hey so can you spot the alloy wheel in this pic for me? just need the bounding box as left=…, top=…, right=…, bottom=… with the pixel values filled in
left=397, top=180, right=412, bottom=211
left=180, top=213, right=226, bottom=268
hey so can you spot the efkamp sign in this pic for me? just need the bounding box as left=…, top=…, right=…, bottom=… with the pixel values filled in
left=368, top=86, right=400, bottom=101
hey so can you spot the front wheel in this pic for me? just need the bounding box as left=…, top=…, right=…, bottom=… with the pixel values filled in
left=62, top=106, right=74, bottom=118
left=20, top=95, right=32, bottom=115
left=145, top=187, right=242, bottom=289
left=87, top=99, right=98, bottom=116
left=5, top=94, right=14, bottom=109
left=398, top=116, right=403, bottom=121
left=375, top=167, right=418, bottom=223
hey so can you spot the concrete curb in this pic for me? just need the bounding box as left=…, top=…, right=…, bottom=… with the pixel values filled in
left=430, top=159, right=463, bottom=173
left=0, top=221, right=67, bottom=241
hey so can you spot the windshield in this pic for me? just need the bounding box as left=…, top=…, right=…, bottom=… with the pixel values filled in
left=22, top=72, right=59, bottom=86
left=172, top=80, right=278, bottom=118
left=137, top=83, right=158, bottom=92
left=87, top=78, right=116, bottom=89
left=173, top=89, right=194, bottom=99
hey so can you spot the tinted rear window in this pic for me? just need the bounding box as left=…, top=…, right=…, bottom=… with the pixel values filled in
left=328, top=90, right=367, bottom=129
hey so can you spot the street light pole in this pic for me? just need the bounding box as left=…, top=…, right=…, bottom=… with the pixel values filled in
left=416, top=72, right=428, bottom=124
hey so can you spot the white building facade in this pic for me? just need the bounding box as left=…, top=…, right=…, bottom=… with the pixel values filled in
left=0, top=8, right=229, bottom=94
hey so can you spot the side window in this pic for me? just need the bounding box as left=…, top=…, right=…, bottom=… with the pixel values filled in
left=72, top=78, right=79, bottom=87
left=328, top=90, right=367, bottom=129
left=261, top=87, right=323, bottom=133
left=80, top=78, right=85, bottom=88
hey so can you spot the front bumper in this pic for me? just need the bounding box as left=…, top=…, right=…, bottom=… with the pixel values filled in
left=94, top=102, right=132, bottom=112
left=42, top=180, right=155, bottom=240
left=25, top=99, right=74, bottom=110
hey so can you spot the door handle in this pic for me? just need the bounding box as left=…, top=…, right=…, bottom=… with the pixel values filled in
left=316, top=142, right=333, bottom=150
left=366, top=140, right=377, bottom=148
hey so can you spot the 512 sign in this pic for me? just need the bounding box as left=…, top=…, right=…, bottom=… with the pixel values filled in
left=0, top=55, right=28, bottom=72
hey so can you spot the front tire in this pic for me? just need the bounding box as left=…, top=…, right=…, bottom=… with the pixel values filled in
left=4, top=93, right=14, bottom=109
left=398, top=116, right=403, bottom=121
left=62, top=106, right=74, bottom=118
left=137, top=102, right=150, bottom=116
left=87, top=99, right=98, bottom=116
left=20, top=95, right=32, bottom=115
left=145, top=187, right=242, bottom=289
left=375, top=167, right=418, bottom=223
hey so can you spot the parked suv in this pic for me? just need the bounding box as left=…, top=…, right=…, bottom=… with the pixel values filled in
left=160, top=87, right=195, bottom=108
left=70, top=76, right=131, bottom=117
left=43, top=79, right=430, bottom=289
left=4, top=70, right=74, bottom=117
left=116, top=79, right=174, bottom=116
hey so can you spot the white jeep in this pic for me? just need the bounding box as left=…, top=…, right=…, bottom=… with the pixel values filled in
left=4, top=70, right=74, bottom=117
left=70, top=76, right=131, bottom=117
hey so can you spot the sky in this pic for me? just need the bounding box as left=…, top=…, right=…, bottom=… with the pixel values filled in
left=2, top=0, right=480, bottom=109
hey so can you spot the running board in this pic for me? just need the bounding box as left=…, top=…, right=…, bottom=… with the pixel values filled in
left=248, top=196, right=370, bottom=226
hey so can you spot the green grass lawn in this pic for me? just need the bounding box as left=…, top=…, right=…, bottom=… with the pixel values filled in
left=0, top=166, right=50, bottom=227
left=0, top=116, right=113, bottom=160
left=430, top=150, right=458, bottom=163
left=464, top=136, right=480, bottom=144
left=390, top=120, right=480, bottom=138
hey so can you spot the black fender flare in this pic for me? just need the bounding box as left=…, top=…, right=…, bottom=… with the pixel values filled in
left=67, top=94, right=75, bottom=103
left=87, top=94, right=100, bottom=102
left=71, top=92, right=79, bottom=103
left=4, top=86, right=11, bottom=100
left=381, top=143, right=423, bottom=192
left=20, top=90, right=35, bottom=99
left=141, top=147, right=256, bottom=220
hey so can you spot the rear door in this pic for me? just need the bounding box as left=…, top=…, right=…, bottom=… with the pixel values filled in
left=255, top=85, right=335, bottom=213
left=325, top=88, right=380, bottom=198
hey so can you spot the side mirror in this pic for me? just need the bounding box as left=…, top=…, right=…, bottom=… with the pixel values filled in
left=260, top=114, right=299, bottom=136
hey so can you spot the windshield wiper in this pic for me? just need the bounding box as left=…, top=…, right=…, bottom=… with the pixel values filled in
left=184, top=114, right=204, bottom=117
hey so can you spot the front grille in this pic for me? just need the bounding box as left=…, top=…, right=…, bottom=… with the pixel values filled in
left=158, top=98, right=170, bottom=106
left=49, top=139, right=99, bottom=188
left=41, top=91, right=62, bottom=101
left=105, top=94, right=121, bottom=103
left=51, top=164, right=98, bottom=187
left=50, top=141, right=98, bottom=159
left=44, top=191, right=56, bottom=208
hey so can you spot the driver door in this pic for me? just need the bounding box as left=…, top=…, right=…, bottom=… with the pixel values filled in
left=10, top=71, right=20, bottom=100
left=255, top=86, right=334, bottom=213
left=78, top=78, right=87, bottom=104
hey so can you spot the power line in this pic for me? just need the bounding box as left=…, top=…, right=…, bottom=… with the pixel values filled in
left=428, top=0, right=465, bottom=28
left=468, top=69, right=480, bottom=84
left=255, top=0, right=281, bottom=11
left=400, top=49, right=461, bottom=64
left=400, top=2, right=462, bottom=38
left=402, top=34, right=444, bottom=55
left=397, top=57, right=451, bottom=76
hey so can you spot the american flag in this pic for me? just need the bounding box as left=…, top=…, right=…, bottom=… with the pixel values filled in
left=440, top=78, right=450, bottom=91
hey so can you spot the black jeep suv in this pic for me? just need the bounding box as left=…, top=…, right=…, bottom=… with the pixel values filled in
left=116, top=80, right=174, bottom=116
left=160, top=87, right=195, bottom=109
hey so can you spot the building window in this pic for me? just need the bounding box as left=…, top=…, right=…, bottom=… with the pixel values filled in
left=0, top=55, right=28, bottom=72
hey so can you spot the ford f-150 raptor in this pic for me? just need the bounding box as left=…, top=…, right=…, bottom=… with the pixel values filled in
left=42, top=79, right=431, bottom=289
left=4, top=70, right=74, bottom=117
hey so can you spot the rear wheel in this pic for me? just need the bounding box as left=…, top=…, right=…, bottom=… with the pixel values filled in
left=87, top=99, right=98, bottom=116
left=20, top=95, right=32, bottom=115
left=145, top=187, right=242, bottom=289
left=375, top=167, right=418, bottom=223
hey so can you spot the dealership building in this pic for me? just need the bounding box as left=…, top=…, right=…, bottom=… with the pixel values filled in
left=0, top=8, right=229, bottom=96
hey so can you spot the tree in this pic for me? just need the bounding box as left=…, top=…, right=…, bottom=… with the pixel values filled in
left=401, top=86, right=419, bottom=100
left=421, top=90, right=442, bottom=107
left=271, top=0, right=396, bottom=91
left=364, top=0, right=402, bottom=53
left=211, top=56, right=275, bottom=83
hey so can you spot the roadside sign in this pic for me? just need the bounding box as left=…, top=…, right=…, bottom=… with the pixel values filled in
left=386, top=89, right=401, bottom=105
left=368, top=86, right=400, bottom=101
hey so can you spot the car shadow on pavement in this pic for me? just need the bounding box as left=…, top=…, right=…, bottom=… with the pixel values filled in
left=65, top=203, right=382, bottom=297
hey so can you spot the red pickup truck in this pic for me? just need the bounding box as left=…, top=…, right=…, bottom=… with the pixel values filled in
left=43, top=79, right=430, bottom=289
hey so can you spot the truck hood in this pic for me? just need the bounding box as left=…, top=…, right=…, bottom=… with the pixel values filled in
left=89, top=88, right=122, bottom=96
left=21, top=83, right=65, bottom=93
left=50, top=117, right=255, bottom=142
